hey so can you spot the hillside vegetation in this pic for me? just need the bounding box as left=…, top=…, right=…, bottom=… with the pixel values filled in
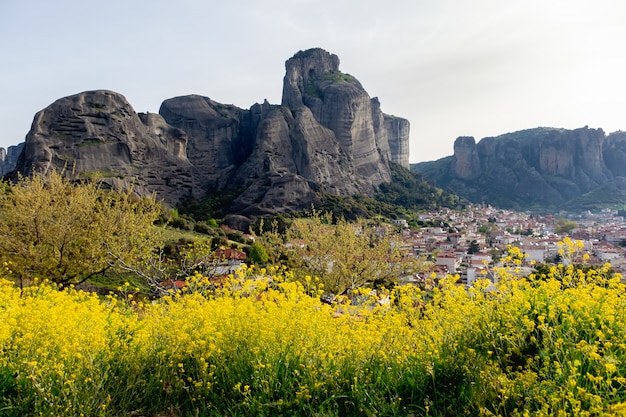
left=1, top=249, right=625, bottom=416
left=177, top=163, right=463, bottom=229
left=1, top=173, right=626, bottom=416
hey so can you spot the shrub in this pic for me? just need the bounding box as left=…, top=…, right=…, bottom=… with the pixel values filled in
left=193, top=221, right=215, bottom=235
left=249, top=242, right=269, bottom=265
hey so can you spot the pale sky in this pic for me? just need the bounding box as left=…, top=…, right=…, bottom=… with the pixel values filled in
left=1, top=0, right=625, bottom=163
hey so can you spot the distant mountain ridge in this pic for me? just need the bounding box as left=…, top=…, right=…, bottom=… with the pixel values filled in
left=412, top=126, right=626, bottom=211
left=9, top=48, right=410, bottom=218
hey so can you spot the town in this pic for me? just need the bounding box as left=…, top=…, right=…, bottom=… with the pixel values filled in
left=394, top=205, right=626, bottom=285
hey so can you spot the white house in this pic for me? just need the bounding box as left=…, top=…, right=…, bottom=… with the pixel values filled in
left=435, top=252, right=461, bottom=273
left=391, top=219, right=409, bottom=228
left=470, top=252, right=492, bottom=265
left=520, top=245, right=547, bottom=263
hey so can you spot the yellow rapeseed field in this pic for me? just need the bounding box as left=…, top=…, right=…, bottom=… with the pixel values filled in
left=1, top=240, right=626, bottom=416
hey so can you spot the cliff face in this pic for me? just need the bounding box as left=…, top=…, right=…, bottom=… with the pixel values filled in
left=158, top=94, right=254, bottom=192
left=159, top=48, right=411, bottom=214
left=12, top=49, right=410, bottom=216
left=0, top=143, right=24, bottom=176
left=13, top=90, right=197, bottom=203
left=281, top=48, right=400, bottom=187
left=452, top=136, right=481, bottom=180
left=384, top=114, right=410, bottom=168
left=601, top=131, right=626, bottom=177
left=412, top=127, right=625, bottom=210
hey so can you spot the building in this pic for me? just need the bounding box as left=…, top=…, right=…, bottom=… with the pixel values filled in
left=435, top=252, right=461, bottom=273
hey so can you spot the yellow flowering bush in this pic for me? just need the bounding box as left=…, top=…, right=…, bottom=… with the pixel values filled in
left=0, top=241, right=625, bottom=416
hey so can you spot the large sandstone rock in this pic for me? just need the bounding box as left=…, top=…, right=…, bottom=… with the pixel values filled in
left=13, top=90, right=197, bottom=204
left=384, top=113, right=410, bottom=168
left=159, top=94, right=254, bottom=192
left=159, top=94, right=363, bottom=214
left=412, top=126, right=623, bottom=210
left=13, top=49, right=411, bottom=216
left=159, top=48, right=410, bottom=214
left=603, top=131, right=626, bottom=177
left=0, top=143, right=24, bottom=176
left=452, top=136, right=481, bottom=180
left=281, top=48, right=399, bottom=185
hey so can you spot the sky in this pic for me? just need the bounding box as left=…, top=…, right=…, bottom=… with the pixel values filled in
left=1, top=0, right=625, bottom=163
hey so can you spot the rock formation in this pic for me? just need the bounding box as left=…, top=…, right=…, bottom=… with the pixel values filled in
left=412, top=127, right=626, bottom=210
left=12, top=90, right=197, bottom=203
left=452, top=136, right=481, bottom=180
left=281, top=49, right=391, bottom=187
left=0, top=143, right=24, bottom=176
left=383, top=113, right=410, bottom=168
left=158, top=48, right=409, bottom=214
left=11, top=49, right=410, bottom=216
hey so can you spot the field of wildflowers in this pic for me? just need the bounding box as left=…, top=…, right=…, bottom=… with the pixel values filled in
left=1, top=240, right=626, bottom=416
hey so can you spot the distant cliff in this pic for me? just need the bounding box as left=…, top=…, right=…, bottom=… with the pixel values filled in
left=0, top=143, right=24, bottom=176
left=12, top=48, right=410, bottom=217
left=412, top=127, right=626, bottom=210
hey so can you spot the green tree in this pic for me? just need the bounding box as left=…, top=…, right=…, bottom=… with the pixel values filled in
left=477, top=223, right=493, bottom=234
left=285, top=211, right=421, bottom=295
left=489, top=248, right=502, bottom=264
left=249, top=242, right=269, bottom=265
left=251, top=218, right=288, bottom=265
left=467, top=240, right=481, bottom=254
left=554, top=218, right=578, bottom=234
left=0, top=171, right=164, bottom=287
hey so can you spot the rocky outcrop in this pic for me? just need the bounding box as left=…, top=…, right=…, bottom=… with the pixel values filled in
left=452, top=136, right=480, bottom=180
left=13, top=90, right=197, bottom=203
left=12, top=49, right=410, bottom=216
left=158, top=92, right=363, bottom=214
left=158, top=94, right=254, bottom=192
left=0, top=143, right=24, bottom=176
left=282, top=48, right=391, bottom=186
left=159, top=48, right=409, bottom=214
left=412, top=127, right=626, bottom=210
left=384, top=114, right=410, bottom=168
left=601, top=131, right=626, bottom=177
left=225, top=103, right=359, bottom=214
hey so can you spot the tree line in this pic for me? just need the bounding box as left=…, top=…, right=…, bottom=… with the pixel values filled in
left=0, top=172, right=430, bottom=297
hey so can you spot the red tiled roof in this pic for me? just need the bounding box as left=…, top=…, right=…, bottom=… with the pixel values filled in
left=162, top=280, right=186, bottom=289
